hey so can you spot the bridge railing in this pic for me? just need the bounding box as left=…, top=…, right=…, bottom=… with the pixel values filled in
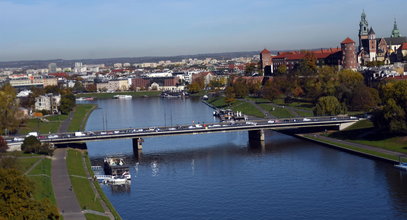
left=5, top=116, right=359, bottom=143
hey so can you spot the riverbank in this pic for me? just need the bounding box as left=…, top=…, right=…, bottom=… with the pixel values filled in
left=66, top=149, right=121, bottom=219
left=76, top=91, right=161, bottom=99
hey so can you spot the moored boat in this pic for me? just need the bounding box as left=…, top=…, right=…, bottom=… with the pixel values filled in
left=103, top=156, right=131, bottom=180
left=113, top=95, right=132, bottom=99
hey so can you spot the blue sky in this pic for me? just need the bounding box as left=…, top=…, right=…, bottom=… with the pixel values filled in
left=0, top=0, right=406, bottom=61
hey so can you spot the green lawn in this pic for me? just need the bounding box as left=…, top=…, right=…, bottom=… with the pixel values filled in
left=232, top=102, right=264, bottom=118
left=76, top=91, right=161, bottom=99
left=28, top=158, right=51, bottom=176
left=18, top=118, right=61, bottom=135
left=328, top=120, right=407, bottom=154
left=294, top=110, right=314, bottom=117
left=16, top=157, right=41, bottom=172
left=303, top=134, right=404, bottom=162
left=259, top=103, right=293, bottom=118
left=85, top=213, right=111, bottom=220
left=208, top=97, right=264, bottom=118
left=67, top=149, right=104, bottom=212
left=67, top=104, right=97, bottom=132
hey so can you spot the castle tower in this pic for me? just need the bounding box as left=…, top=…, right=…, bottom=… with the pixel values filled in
left=391, top=19, right=401, bottom=38
left=359, top=10, right=369, bottom=51
left=341, top=37, right=357, bottom=70
left=368, top=27, right=377, bottom=61
left=260, top=49, right=272, bottom=76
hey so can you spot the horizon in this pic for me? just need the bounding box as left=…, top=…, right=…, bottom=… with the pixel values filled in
left=1, top=0, right=406, bottom=62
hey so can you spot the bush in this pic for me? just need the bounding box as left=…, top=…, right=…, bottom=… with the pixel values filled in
left=21, top=136, right=53, bottom=155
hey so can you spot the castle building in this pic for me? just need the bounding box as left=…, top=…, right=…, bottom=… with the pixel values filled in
left=341, top=37, right=358, bottom=70
left=260, top=49, right=272, bottom=76
left=358, top=11, right=407, bottom=65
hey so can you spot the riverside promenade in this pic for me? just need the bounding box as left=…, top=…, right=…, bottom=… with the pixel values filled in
left=51, top=148, right=86, bottom=220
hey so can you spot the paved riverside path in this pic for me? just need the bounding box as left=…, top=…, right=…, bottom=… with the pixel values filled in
left=58, top=110, right=75, bottom=133
left=51, top=148, right=86, bottom=220
left=303, top=134, right=407, bottom=160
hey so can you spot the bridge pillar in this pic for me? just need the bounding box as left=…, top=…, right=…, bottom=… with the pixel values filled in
left=248, top=129, right=265, bottom=141
left=133, top=138, right=143, bottom=150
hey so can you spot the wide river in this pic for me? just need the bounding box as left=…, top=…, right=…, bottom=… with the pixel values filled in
left=84, top=97, right=407, bottom=220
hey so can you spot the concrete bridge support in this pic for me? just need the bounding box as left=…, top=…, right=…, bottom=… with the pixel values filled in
left=248, top=129, right=265, bottom=141
left=132, top=138, right=144, bottom=158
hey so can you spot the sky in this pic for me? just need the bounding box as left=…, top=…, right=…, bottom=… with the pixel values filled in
left=0, top=0, right=406, bottom=61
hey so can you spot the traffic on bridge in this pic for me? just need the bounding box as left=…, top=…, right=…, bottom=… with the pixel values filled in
left=6, top=116, right=359, bottom=145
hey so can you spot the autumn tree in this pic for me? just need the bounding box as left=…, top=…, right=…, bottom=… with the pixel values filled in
left=232, top=78, right=249, bottom=98
left=244, top=63, right=257, bottom=76
left=262, top=81, right=281, bottom=101
left=314, top=96, right=346, bottom=116
left=349, top=85, right=380, bottom=111
left=0, top=168, right=60, bottom=219
left=0, top=84, right=21, bottom=135
left=21, top=136, right=52, bottom=155
left=188, top=77, right=205, bottom=94
left=224, top=86, right=236, bottom=105
left=335, top=69, right=364, bottom=106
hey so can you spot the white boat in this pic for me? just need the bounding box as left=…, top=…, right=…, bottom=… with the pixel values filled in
left=395, top=162, right=407, bottom=170
left=113, top=95, right=132, bottom=99
left=104, top=156, right=131, bottom=180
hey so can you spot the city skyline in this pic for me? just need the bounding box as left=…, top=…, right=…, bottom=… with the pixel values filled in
left=1, top=0, right=406, bottom=61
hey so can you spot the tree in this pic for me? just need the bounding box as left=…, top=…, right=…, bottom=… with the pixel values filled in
left=0, top=84, right=21, bottom=135
left=44, top=85, right=61, bottom=95
left=0, top=168, right=60, bottom=219
left=59, top=90, right=76, bottom=114
left=350, top=85, right=380, bottom=111
left=336, top=69, right=364, bottom=105
left=0, top=136, right=8, bottom=153
left=314, top=96, right=346, bottom=116
left=275, top=64, right=287, bottom=75
left=188, top=77, right=205, bottom=94
left=232, top=78, right=249, bottom=98
left=72, top=81, right=85, bottom=93
left=21, top=136, right=41, bottom=154
left=244, top=63, right=257, bottom=76
left=224, top=86, right=236, bottom=105
left=85, top=84, right=97, bottom=92
left=373, top=80, right=407, bottom=134
left=262, top=81, right=281, bottom=101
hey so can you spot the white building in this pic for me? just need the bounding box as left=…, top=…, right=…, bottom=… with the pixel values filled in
left=35, top=94, right=61, bottom=114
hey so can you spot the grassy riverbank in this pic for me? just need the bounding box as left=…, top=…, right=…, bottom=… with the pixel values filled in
left=76, top=91, right=161, bottom=99
left=67, top=104, right=97, bottom=132
left=84, top=153, right=122, bottom=220
left=67, top=149, right=121, bottom=219
left=328, top=120, right=407, bottom=154
left=207, top=96, right=265, bottom=118
left=67, top=149, right=104, bottom=212
left=18, top=115, right=68, bottom=135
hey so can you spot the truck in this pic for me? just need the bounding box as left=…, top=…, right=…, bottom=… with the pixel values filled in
left=74, top=132, right=86, bottom=137
left=26, top=132, right=38, bottom=137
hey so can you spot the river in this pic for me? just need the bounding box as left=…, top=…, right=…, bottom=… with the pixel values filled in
left=84, top=97, right=407, bottom=220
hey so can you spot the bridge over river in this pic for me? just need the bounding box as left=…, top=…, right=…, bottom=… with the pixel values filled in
left=6, top=116, right=359, bottom=154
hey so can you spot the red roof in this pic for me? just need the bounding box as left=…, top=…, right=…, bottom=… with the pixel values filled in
left=260, top=49, right=270, bottom=54
left=341, top=37, right=355, bottom=44
left=400, top=42, right=407, bottom=50
left=272, top=48, right=341, bottom=60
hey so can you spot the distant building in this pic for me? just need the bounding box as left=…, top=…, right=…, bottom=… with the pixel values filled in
left=35, top=94, right=61, bottom=114
left=48, top=63, right=57, bottom=73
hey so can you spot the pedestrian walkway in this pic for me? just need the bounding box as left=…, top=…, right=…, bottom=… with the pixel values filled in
left=59, top=110, right=75, bottom=133
left=51, top=148, right=85, bottom=220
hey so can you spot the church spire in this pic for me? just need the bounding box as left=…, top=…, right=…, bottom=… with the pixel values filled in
left=359, top=10, right=369, bottom=37
left=391, top=18, right=401, bottom=38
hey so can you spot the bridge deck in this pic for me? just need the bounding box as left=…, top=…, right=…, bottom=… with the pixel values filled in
left=6, top=116, right=359, bottom=144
